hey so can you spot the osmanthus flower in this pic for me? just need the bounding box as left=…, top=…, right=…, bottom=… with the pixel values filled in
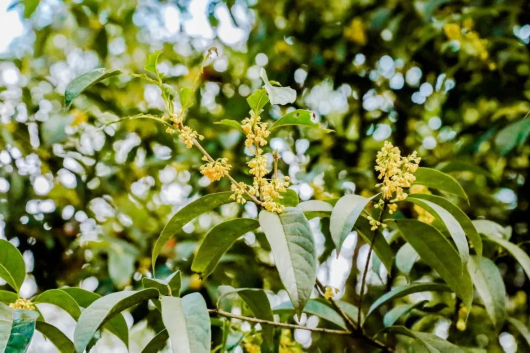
left=324, top=286, right=339, bottom=300
left=179, top=126, right=204, bottom=149
left=200, top=157, right=231, bottom=182
left=9, top=298, right=35, bottom=310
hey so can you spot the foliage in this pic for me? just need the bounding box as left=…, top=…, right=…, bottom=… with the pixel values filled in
left=1, top=0, right=530, bottom=352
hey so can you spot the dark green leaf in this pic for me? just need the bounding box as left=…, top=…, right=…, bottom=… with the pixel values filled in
left=73, top=289, right=158, bottom=352
left=467, top=256, right=505, bottom=329
left=383, top=300, right=428, bottom=327
left=259, top=208, right=316, bottom=315
left=34, top=289, right=81, bottom=320
left=247, top=89, right=270, bottom=114
left=36, top=321, right=75, bottom=353
left=153, top=192, right=236, bottom=272
left=413, top=167, right=468, bottom=202
left=0, top=303, right=14, bottom=352
left=0, top=239, right=25, bottom=293
left=330, top=194, right=379, bottom=254
left=387, top=326, right=465, bottom=352
left=214, top=119, right=244, bottom=132
left=408, top=193, right=482, bottom=257
left=64, top=69, right=122, bottom=107
left=161, top=293, right=211, bottom=353
left=192, top=219, right=259, bottom=278
left=0, top=290, right=18, bottom=305
left=366, top=282, right=451, bottom=319
left=6, top=309, right=39, bottom=353
left=480, top=230, right=530, bottom=280
left=270, top=110, right=332, bottom=132
left=279, top=189, right=299, bottom=207
left=274, top=299, right=347, bottom=329
left=495, top=118, right=530, bottom=155
left=141, top=329, right=169, bottom=353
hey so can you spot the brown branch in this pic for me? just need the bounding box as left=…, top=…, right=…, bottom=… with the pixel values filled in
left=208, top=309, right=351, bottom=335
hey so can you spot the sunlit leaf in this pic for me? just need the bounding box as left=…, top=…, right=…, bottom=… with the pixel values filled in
left=413, top=167, right=468, bottom=202
left=144, top=50, right=162, bottom=76
left=247, top=89, right=270, bottom=114
left=161, top=293, right=211, bottom=353
left=270, top=110, right=332, bottom=132
left=64, top=69, right=122, bottom=107
left=191, top=219, right=259, bottom=279
left=179, top=87, right=194, bottom=110
left=0, top=303, right=13, bottom=352
left=34, top=289, right=81, bottom=321
left=0, top=240, right=25, bottom=293
left=214, top=119, right=244, bottom=132
left=383, top=300, right=428, bottom=327
left=259, top=208, right=316, bottom=315
left=260, top=68, right=296, bottom=105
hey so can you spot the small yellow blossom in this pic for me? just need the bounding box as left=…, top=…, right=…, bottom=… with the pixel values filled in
left=344, top=18, right=367, bottom=46
left=367, top=215, right=386, bottom=231
left=179, top=126, right=203, bottom=148
left=444, top=23, right=461, bottom=40
left=200, top=158, right=231, bottom=182
left=324, top=286, right=339, bottom=300
left=231, top=182, right=248, bottom=204
left=242, top=334, right=262, bottom=353
left=241, top=113, right=270, bottom=150
left=9, top=298, right=35, bottom=310
left=279, top=329, right=302, bottom=353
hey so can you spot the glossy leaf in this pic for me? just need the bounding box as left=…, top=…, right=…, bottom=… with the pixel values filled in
left=383, top=300, right=428, bottom=327
left=0, top=290, right=18, bottom=305
left=408, top=193, right=482, bottom=257
left=396, top=243, right=419, bottom=276
left=274, top=299, right=347, bottom=329
left=467, top=256, right=505, bottom=329
left=296, top=200, right=333, bottom=219
left=393, top=220, right=473, bottom=311
left=0, top=303, right=13, bottom=352
left=74, top=289, right=159, bottom=353
left=507, top=318, right=530, bottom=348
left=153, top=192, right=235, bottom=272
left=34, top=289, right=81, bottom=321
left=161, top=293, right=211, bottom=353
left=330, top=194, right=378, bottom=254
left=246, top=88, right=269, bottom=114
left=481, top=231, right=530, bottom=280
left=335, top=301, right=360, bottom=324
left=36, top=321, right=75, bottom=353
left=144, top=50, right=162, bottom=76
left=192, top=219, right=259, bottom=278
left=406, top=195, right=469, bottom=266
left=473, top=220, right=511, bottom=240
left=64, top=69, right=122, bottom=106
left=355, top=216, right=394, bottom=273
left=60, top=287, right=128, bottom=346
left=218, top=287, right=274, bottom=351
left=412, top=167, right=468, bottom=202
left=259, top=208, right=316, bottom=315
left=270, top=110, right=332, bottom=132
left=141, top=329, right=169, bottom=353
left=0, top=240, right=25, bottom=294
left=214, top=119, right=244, bottom=132
left=261, top=68, right=296, bottom=105
left=367, top=282, right=451, bottom=319
left=6, top=309, right=39, bottom=353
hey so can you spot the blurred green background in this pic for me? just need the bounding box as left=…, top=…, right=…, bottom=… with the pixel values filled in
left=1, top=0, right=530, bottom=351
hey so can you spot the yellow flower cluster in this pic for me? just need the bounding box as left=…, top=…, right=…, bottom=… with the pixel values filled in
left=242, top=114, right=270, bottom=149
left=367, top=215, right=387, bottom=231
left=9, top=298, right=35, bottom=310
left=443, top=21, right=494, bottom=69
left=324, top=286, right=339, bottom=300
left=279, top=329, right=302, bottom=353
left=242, top=334, right=262, bottom=353
left=200, top=157, right=231, bottom=182
left=163, top=113, right=204, bottom=149
left=375, top=141, right=420, bottom=207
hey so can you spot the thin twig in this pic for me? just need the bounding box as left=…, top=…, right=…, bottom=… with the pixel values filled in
left=208, top=309, right=351, bottom=335
left=358, top=201, right=387, bottom=326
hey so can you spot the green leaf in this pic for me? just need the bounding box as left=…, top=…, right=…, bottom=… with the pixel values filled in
left=144, top=50, right=162, bottom=76
left=0, top=239, right=25, bottom=293
left=259, top=208, right=316, bottom=315
left=34, top=289, right=82, bottom=320
left=36, top=321, right=75, bottom=353
left=383, top=300, right=428, bottom=327
left=473, top=220, right=511, bottom=240
left=355, top=216, right=394, bottom=273
left=406, top=195, right=469, bottom=266
left=64, top=69, right=122, bottom=107
left=270, top=110, right=332, bottom=132
left=467, top=256, right=505, bottom=329
left=436, top=161, right=490, bottom=177
left=274, top=299, right=347, bottom=330
left=153, top=192, right=236, bottom=273
left=412, top=167, right=468, bottom=202
left=192, top=219, right=259, bottom=279
left=366, top=282, right=451, bottom=319
left=246, top=89, right=270, bottom=114
left=214, top=119, right=244, bottom=132
left=179, top=87, right=194, bottom=110
left=330, top=194, right=379, bottom=254
left=218, top=287, right=274, bottom=352
left=161, top=293, right=211, bottom=353
left=495, top=118, right=530, bottom=155
left=479, top=230, right=530, bottom=280
left=0, top=290, right=18, bottom=305
left=142, top=278, right=169, bottom=296
left=335, top=301, right=360, bottom=324
left=141, top=329, right=169, bottom=353
left=6, top=308, right=39, bottom=353
left=396, top=243, right=419, bottom=276
left=408, top=193, right=482, bottom=258
left=507, top=318, right=530, bottom=348
left=73, top=289, right=158, bottom=353
left=260, top=69, right=297, bottom=106
left=280, top=189, right=299, bottom=207
left=387, top=326, right=466, bottom=353
left=392, top=220, right=473, bottom=311
left=0, top=303, right=14, bottom=352
left=59, top=288, right=129, bottom=347
left=296, top=200, right=333, bottom=219
left=143, top=271, right=182, bottom=300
